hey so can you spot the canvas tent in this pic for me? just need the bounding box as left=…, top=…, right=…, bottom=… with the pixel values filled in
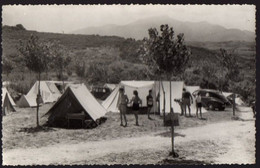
left=102, top=81, right=188, bottom=114
left=3, top=81, right=11, bottom=87
left=17, top=81, right=62, bottom=107
left=2, top=87, right=16, bottom=115
left=102, top=81, right=158, bottom=113
left=156, top=81, right=185, bottom=114
left=222, top=92, right=245, bottom=106
left=45, top=84, right=107, bottom=127
left=104, top=83, right=117, bottom=91
left=16, top=94, right=38, bottom=107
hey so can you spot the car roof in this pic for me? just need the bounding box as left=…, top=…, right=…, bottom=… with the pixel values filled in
left=196, top=89, right=222, bottom=94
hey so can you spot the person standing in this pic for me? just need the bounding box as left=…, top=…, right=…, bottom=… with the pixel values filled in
left=196, top=93, right=202, bottom=118
left=130, top=90, right=142, bottom=126
left=182, top=88, right=193, bottom=117
left=146, top=89, right=153, bottom=120
left=117, top=87, right=129, bottom=127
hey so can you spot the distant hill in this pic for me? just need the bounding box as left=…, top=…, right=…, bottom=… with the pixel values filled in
left=71, top=16, right=255, bottom=42
left=2, top=25, right=255, bottom=102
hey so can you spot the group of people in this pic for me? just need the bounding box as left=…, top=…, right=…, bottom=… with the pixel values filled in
left=117, top=87, right=203, bottom=127
left=180, top=88, right=202, bottom=118
left=117, top=87, right=154, bottom=127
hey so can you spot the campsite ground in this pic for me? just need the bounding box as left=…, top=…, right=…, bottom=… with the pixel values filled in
left=2, top=104, right=255, bottom=165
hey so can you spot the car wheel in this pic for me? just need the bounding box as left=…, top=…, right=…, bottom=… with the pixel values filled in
left=208, top=103, right=215, bottom=111
left=219, top=107, right=225, bottom=111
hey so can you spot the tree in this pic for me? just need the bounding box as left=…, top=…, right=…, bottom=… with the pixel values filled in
left=218, top=48, right=241, bottom=116
left=49, top=42, right=71, bottom=92
left=18, top=34, right=52, bottom=127
left=140, top=24, right=191, bottom=157
left=75, top=60, right=86, bottom=79
left=2, top=57, right=14, bottom=78
left=86, top=61, right=108, bottom=84
left=16, top=24, right=26, bottom=30
left=201, top=61, right=218, bottom=89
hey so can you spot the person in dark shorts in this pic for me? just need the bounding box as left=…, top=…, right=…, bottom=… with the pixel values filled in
left=130, top=90, right=142, bottom=126
left=174, top=98, right=184, bottom=116
left=196, top=93, right=202, bottom=118
left=146, top=89, right=153, bottom=120
left=182, top=88, right=193, bottom=117
left=117, top=87, right=129, bottom=127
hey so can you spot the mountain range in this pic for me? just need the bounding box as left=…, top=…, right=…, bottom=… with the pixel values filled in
left=71, top=16, right=255, bottom=42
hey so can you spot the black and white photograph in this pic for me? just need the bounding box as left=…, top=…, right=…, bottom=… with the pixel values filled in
left=1, top=4, right=256, bottom=165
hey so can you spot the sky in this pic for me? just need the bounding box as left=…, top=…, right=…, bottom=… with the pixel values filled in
left=2, top=5, right=256, bottom=34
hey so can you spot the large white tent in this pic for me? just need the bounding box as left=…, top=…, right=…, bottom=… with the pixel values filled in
left=17, top=81, right=62, bottom=107
left=102, top=81, right=188, bottom=114
left=102, top=81, right=158, bottom=113
left=156, top=81, right=184, bottom=114
left=45, top=84, right=107, bottom=127
left=2, top=87, right=16, bottom=115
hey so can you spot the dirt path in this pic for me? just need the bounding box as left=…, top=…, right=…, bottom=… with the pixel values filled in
left=3, top=119, right=255, bottom=165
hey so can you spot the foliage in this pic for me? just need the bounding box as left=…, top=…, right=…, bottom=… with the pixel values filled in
left=49, top=41, right=72, bottom=80
left=75, top=60, right=86, bottom=78
left=15, top=24, right=26, bottom=30
left=117, top=38, right=142, bottom=63
left=140, top=24, right=191, bottom=79
left=86, top=61, right=108, bottom=84
left=18, top=34, right=53, bottom=127
left=2, top=57, right=14, bottom=76
left=18, top=34, right=52, bottom=75
left=218, top=48, right=241, bottom=82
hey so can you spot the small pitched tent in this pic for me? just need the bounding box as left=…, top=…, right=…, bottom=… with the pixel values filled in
left=45, top=84, right=107, bottom=128
left=27, top=81, right=61, bottom=103
left=17, top=81, right=62, bottom=107
left=2, top=87, right=16, bottom=115
left=16, top=94, right=38, bottom=108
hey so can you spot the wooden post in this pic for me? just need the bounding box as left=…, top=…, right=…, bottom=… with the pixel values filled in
left=233, top=93, right=236, bottom=116
left=170, top=80, right=178, bottom=157
left=161, top=82, right=166, bottom=126
left=36, top=73, right=41, bottom=127
left=170, top=81, right=174, bottom=154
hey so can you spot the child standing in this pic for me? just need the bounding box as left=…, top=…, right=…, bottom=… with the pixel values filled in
left=196, top=93, right=202, bottom=118
left=130, top=90, right=142, bottom=126
left=146, top=89, right=153, bottom=120
left=117, top=87, right=129, bottom=127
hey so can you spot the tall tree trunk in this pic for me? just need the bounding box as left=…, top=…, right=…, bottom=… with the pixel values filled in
left=61, top=66, right=65, bottom=93
left=169, top=75, right=176, bottom=157
left=36, top=72, right=41, bottom=127
left=158, top=79, right=161, bottom=114
left=161, top=80, right=166, bottom=126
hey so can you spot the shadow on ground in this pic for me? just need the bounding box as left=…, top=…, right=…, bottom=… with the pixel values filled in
left=158, top=158, right=211, bottom=165
left=155, top=131, right=186, bottom=138
left=18, top=126, right=56, bottom=133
